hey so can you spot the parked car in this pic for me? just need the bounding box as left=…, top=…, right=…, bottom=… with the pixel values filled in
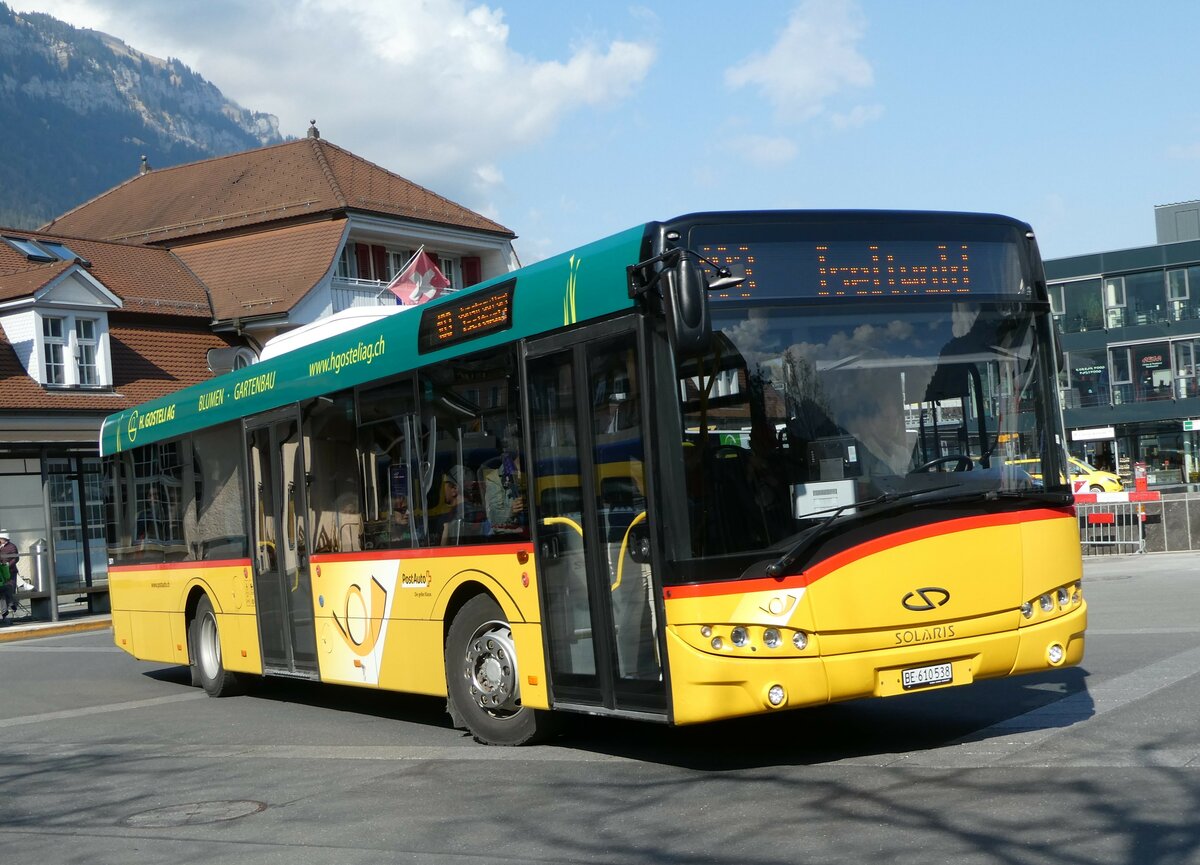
left=1007, top=456, right=1123, bottom=492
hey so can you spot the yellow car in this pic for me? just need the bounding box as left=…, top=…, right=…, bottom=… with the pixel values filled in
left=1007, top=456, right=1123, bottom=492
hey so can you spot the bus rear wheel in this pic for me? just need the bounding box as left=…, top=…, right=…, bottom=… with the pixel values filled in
left=445, top=594, right=554, bottom=745
left=191, top=595, right=244, bottom=697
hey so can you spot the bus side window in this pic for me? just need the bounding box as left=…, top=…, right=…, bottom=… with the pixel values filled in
left=302, top=390, right=361, bottom=553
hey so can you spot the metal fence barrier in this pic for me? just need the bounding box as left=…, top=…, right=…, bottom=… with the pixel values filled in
left=1075, top=500, right=1147, bottom=555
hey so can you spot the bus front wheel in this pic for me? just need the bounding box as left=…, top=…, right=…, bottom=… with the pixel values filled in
left=191, top=595, right=244, bottom=698
left=445, top=594, right=554, bottom=745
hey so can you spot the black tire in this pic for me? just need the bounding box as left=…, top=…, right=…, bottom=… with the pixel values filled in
left=445, top=594, right=555, bottom=746
left=191, top=595, right=244, bottom=697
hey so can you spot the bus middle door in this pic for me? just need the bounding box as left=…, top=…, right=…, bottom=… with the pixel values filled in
left=525, top=319, right=666, bottom=718
left=245, top=407, right=319, bottom=678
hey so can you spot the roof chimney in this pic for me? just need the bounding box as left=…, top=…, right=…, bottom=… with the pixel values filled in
left=139, top=154, right=151, bottom=175
left=307, top=120, right=320, bottom=140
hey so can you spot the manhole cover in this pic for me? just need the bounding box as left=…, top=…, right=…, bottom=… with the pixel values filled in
left=124, top=800, right=266, bottom=828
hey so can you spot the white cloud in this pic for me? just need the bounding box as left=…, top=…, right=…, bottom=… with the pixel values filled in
left=13, top=0, right=655, bottom=203
left=726, top=134, right=798, bottom=166
left=725, top=0, right=872, bottom=124
left=830, top=103, right=883, bottom=130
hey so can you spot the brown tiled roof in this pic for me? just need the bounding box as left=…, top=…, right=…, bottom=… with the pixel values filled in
left=0, top=321, right=235, bottom=412
left=0, top=229, right=211, bottom=317
left=172, top=219, right=347, bottom=322
left=43, top=138, right=513, bottom=244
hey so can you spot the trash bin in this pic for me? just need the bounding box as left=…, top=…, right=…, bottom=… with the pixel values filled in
left=31, top=538, right=49, bottom=593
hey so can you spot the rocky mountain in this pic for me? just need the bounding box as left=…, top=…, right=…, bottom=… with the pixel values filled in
left=0, top=2, right=286, bottom=229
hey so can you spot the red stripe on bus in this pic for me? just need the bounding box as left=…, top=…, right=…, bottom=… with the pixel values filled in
left=662, top=508, right=1074, bottom=601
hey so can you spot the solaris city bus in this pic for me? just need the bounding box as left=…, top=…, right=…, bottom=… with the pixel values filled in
left=100, top=210, right=1085, bottom=744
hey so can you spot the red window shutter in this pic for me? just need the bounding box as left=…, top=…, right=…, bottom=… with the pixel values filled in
left=462, top=256, right=481, bottom=287
left=372, top=245, right=388, bottom=281
left=353, top=243, right=371, bottom=280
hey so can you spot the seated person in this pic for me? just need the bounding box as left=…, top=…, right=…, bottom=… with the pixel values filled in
left=483, top=452, right=527, bottom=536
left=434, top=465, right=485, bottom=544
left=388, top=493, right=422, bottom=545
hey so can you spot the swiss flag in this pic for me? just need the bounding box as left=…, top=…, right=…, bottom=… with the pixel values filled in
left=387, top=248, right=451, bottom=305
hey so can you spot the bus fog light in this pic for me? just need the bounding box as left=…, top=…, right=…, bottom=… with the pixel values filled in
left=1056, top=587, right=1071, bottom=608
left=700, top=626, right=712, bottom=638
left=767, top=684, right=786, bottom=706
left=1021, top=602, right=1033, bottom=619
left=1047, top=643, right=1065, bottom=665
left=792, top=631, right=808, bottom=650
left=731, top=627, right=749, bottom=647
left=763, top=628, right=782, bottom=648
left=710, top=636, right=724, bottom=650
left=1039, top=594, right=1054, bottom=612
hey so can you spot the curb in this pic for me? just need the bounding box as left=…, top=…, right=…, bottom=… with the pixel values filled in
left=0, top=616, right=112, bottom=643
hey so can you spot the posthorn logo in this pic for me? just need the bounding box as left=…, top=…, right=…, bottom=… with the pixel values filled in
left=901, top=587, right=951, bottom=612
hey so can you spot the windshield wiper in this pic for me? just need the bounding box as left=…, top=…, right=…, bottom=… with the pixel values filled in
left=765, top=484, right=957, bottom=578
left=763, top=484, right=1073, bottom=579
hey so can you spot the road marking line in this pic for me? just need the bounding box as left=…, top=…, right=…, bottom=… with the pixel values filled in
left=4, top=692, right=206, bottom=728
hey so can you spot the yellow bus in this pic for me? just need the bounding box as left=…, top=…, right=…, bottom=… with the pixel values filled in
left=100, top=210, right=1085, bottom=744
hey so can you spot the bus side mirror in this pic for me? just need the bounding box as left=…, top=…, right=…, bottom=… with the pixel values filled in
left=663, top=257, right=711, bottom=356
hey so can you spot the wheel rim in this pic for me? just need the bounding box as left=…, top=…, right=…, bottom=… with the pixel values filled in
left=463, top=619, right=521, bottom=716
left=198, top=611, right=221, bottom=681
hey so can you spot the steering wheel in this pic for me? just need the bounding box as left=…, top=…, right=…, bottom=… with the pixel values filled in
left=910, top=454, right=974, bottom=473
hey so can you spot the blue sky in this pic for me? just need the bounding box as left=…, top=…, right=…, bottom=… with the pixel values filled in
left=15, top=0, right=1200, bottom=264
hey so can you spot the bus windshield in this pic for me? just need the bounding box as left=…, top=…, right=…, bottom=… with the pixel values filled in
left=675, top=298, right=1062, bottom=560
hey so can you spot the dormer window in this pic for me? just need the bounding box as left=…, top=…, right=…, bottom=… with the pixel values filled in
left=38, top=312, right=110, bottom=388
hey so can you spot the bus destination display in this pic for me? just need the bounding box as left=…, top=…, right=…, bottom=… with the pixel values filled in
left=418, top=280, right=515, bottom=354
left=696, top=238, right=1023, bottom=302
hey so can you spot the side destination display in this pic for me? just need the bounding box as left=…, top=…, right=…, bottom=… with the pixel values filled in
left=417, top=280, right=515, bottom=354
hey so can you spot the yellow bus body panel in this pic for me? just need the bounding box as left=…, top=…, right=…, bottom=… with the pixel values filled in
left=306, top=544, right=549, bottom=708
left=664, top=509, right=1085, bottom=725
left=110, top=545, right=548, bottom=707
left=109, top=560, right=263, bottom=675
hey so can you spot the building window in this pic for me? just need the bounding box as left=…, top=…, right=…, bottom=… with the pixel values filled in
left=1103, top=276, right=1126, bottom=328
left=1109, top=346, right=1131, bottom=405
left=1065, top=349, right=1109, bottom=408
left=1062, top=279, right=1102, bottom=333
left=76, top=318, right=98, bottom=385
left=336, top=245, right=356, bottom=279
left=42, top=316, right=67, bottom=384
left=1124, top=271, right=1167, bottom=324
left=38, top=312, right=108, bottom=388
left=3, top=236, right=55, bottom=262
left=38, top=240, right=88, bottom=264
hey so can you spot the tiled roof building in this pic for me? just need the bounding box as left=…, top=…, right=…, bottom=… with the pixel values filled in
left=0, top=132, right=518, bottom=613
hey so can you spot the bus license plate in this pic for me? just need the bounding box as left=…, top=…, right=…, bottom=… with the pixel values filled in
left=901, top=662, right=953, bottom=690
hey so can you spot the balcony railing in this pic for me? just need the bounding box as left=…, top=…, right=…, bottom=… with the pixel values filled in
left=331, top=277, right=398, bottom=313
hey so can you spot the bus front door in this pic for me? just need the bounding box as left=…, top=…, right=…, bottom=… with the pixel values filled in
left=526, top=321, right=666, bottom=717
left=245, top=408, right=319, bottom=678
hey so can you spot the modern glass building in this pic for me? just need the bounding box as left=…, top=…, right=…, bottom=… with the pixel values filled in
left=1047, top=201, right=1200, bottom=488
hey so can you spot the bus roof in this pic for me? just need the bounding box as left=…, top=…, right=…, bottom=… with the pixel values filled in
left=100, top=222, right=648, bottom=456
